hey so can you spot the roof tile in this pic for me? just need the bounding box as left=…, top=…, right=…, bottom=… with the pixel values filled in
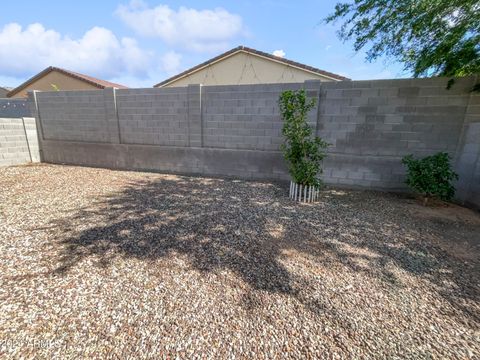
left=7, top=66, right=128, bottom=97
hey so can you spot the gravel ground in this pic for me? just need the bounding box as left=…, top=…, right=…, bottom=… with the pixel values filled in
left=0, top=164, right=479, bottom=359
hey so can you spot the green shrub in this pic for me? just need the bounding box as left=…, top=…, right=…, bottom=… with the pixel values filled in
left=279, top=89, right=329, bottom=187
left=402, top=152, right=458, bottom=203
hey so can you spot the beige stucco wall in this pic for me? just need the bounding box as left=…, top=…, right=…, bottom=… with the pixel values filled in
left=159, top=51, right=337, bottom=87
left=9, top=71, right=99, bottom=98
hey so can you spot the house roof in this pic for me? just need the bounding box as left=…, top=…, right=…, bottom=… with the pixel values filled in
left=7, top=66, right=128, bottom=97
left=154, top=45, right=350, bottom=87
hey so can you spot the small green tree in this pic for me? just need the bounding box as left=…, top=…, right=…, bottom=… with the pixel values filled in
left=279, top=89, right=329, bottom=187
left=402, top=152, right=459, bottom=205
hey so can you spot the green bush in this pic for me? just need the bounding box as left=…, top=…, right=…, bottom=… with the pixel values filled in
left=279, top=89, right=329, bottom=187
left=402, top=152, right=458, bottom=203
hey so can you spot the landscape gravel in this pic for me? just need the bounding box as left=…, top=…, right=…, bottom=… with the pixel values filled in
left=0, top=164, right=479, bottom=359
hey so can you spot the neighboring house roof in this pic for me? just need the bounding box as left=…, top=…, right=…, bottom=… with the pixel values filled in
left=0, top=86, right=12, bottom=97
left=154, top=45, right=350, bottom=87
left=7, top=66, right=128, bottom=97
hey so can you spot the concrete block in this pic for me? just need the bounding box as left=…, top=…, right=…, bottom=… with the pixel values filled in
left=398, top=87, right=420, bottom=97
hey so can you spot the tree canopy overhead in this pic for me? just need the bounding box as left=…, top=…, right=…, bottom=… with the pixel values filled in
left=325, top=0, right=480, bottom=77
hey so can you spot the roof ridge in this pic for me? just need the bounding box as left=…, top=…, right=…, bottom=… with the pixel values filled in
left=7, top=66, right=128, bottom=97
left=154, top=45, right=350, bottom=87
left=54, top=67, right=128, bottom=89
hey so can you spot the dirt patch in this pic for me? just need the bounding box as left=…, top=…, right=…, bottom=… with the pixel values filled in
left=403, top=198, right=480, bottom=261
left=408, top=198, right=480, bottom=225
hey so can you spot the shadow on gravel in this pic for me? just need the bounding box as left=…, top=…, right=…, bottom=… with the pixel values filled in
left=51, top=175, right=479, bottom=323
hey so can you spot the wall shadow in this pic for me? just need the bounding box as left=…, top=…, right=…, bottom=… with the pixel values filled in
left=49, top=175, right=479, bottom=323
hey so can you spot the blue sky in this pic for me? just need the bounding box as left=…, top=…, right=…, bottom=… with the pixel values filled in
left=0, top=0, right=408, bottom=88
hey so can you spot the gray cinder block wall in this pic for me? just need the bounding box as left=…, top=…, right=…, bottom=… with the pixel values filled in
left=317, top=77, right=477, bottom=189
left=0, top=117, right=40, bottom=167
left=116, top=87, right=189, bottom=146
left=0, top=95, right=39, bottom=167
left=28, top=77, right=480, bottom=209
left=455, top=86, right=480, bottom=208
left=0, top=98, right=31, bottom=118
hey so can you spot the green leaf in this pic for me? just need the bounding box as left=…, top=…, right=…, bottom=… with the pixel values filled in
left=325, top=0, right=480, bottom=77
left=279, top=89, right=329, bottom=187
left=402, top=152, right=458, bottom=202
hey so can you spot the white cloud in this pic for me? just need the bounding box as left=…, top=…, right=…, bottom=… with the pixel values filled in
left=115, top=1, right=244, bottom=52
left=160, top=51, right=182, bottom=75
left=272, top=49, right=285, bottom=58
left=0, top=22, right=152, bottom=79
